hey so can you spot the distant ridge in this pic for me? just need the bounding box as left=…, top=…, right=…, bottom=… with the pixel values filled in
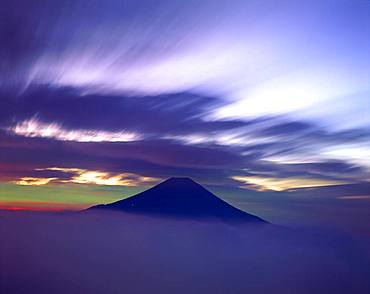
left=88, top=177, right=267, bottom=224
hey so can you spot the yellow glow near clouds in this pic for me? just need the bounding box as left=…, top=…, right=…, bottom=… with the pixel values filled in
left=15, top=177, right=57, bottom=186
left=14, top=167, right=159, bottom=187
left=232, top=176, right=347, bottom=192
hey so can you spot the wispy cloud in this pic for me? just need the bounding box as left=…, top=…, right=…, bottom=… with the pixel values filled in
left=338, top=195, right=370, bottom=200
left=232, top=175, right=348, bottom=192
left=11, top=118, right=141, bottom=142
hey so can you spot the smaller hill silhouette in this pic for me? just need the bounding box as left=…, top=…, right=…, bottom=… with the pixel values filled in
left=88, top=177, right=267, bottom=224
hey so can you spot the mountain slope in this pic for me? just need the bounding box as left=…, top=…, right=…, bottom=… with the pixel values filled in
left=88, top=177, right=267, bottom=223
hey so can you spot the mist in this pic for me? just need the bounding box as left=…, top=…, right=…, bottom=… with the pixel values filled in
left=1, top=211, right=369, bottom=294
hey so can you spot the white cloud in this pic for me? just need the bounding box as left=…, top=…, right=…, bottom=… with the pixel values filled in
left=10, top=118, right=141, bottom=142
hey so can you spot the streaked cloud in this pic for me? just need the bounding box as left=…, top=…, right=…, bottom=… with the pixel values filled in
left=11, top=118, right=141, bottom=142
left=167, top=130, right=275, bottom=147
left=232, top=175, right=348, bottom=192
left=321, top=144, right=370, bottom=171
left=338, top=195, right=370, bottom=200
left=1, top=0, right=369, bottom=129
left=214, top=66, right=370, bottom=126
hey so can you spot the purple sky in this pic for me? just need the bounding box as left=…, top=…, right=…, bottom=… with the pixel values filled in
left=0, top=0, right=369, bottom=235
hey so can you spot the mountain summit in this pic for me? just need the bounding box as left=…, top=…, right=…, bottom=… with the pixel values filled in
left=88, top=177, right=267, bottom=223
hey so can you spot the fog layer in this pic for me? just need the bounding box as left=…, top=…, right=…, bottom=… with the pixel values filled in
left=1, top=212, right=369, bottom=294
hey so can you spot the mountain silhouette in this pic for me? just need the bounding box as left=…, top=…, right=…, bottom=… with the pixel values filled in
left=88, top=177, right=267, bottom=224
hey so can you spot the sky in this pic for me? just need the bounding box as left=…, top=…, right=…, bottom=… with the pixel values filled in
left=0, top=0, right=369, bottom=234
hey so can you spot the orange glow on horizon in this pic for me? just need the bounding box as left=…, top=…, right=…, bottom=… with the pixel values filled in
left=0, top=201, right=85, bottom=211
